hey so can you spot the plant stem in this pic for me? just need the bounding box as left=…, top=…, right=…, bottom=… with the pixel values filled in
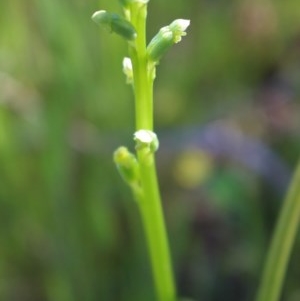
left=129, top=4, right=153, bottom=130
left=128, top=3, right=176, bottom=301
left=138, top=156, right=176, bottom=301
left=255, top=159, right=300, bottom=301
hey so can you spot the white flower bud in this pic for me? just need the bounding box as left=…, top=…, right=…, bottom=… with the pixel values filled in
left=134, top=130, right=159, bottom=153
left=169, top=19, right=190, bottom=43
left=122, top=57, right=133, bottom=84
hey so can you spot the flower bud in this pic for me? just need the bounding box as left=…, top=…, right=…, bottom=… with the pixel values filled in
left=92, top=10, right=137, bottom=41
left=134, top=130, right=159, bottom=153
left=169, top=19, right=190, bottom=43
left=122, top=57, right=133, bottom=84
left=114, top=146, right=140, bottom=184
left=147, top=19, right=190, bottom=63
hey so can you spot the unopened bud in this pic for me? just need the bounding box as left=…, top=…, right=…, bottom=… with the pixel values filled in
left=147, top=19, right=190, bottom=63
left=169, top=19, right=190, bottom=43
left=122, top=57, right=133, bottom=84
left=114, top=146, right=140, bottom=184
left=92, top=10, right=137, bottom=41
left=134, top=130, right=159, bottom=153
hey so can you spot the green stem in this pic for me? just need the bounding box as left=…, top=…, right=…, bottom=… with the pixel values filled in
left=138, top=156, right=176, bottom=301
left=129, top=4, right=152, bottom=130
left=255, top=159, right=300, bottom=301
left=128, top=3, right=176, bottom=301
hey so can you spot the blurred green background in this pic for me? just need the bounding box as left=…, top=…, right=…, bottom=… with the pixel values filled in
left=1, top=0, right=300, bottom=300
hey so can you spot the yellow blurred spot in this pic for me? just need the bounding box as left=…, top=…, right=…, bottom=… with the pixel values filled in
left=173, top=149, right=213, bottom=188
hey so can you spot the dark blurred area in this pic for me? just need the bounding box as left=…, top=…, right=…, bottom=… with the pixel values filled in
left=0, top=0, right=300, bottom=300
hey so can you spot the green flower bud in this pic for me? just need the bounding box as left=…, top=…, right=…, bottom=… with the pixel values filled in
left=92, top=10, right=137, bottom=41
left=147, top=19, right=190, bottom=63
left=147, top=28, right=174, bottom=63
left=114, top=147, right=140, bottom=184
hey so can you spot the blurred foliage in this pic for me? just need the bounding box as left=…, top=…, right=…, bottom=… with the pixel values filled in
left=0, top=0, right=300, bottom=300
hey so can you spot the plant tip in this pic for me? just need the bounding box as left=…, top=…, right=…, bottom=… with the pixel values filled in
left=171, top=19, right=190, bottom=32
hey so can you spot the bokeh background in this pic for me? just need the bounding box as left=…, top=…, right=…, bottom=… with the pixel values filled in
left=1, top=0, right=300, bottom=300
